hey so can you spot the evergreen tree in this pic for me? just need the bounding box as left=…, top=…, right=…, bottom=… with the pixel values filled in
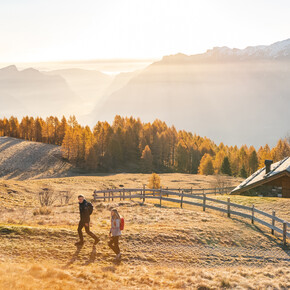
left=239, top=164, right=248, bottom=178
left=220, top=156, right=232, bottom=176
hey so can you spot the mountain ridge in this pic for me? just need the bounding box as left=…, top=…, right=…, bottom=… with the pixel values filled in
left=93, top=38, right=290, bottom=147
left=161, top=38, right=290, bottom=63
left=0, top=65, right=79, bottom=118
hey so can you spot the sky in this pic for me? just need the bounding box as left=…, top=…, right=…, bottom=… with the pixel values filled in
left=0, top=0, right=290, bottom=62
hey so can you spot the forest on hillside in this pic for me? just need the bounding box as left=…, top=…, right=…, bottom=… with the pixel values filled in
left=0, top=115, right=289, bottom=177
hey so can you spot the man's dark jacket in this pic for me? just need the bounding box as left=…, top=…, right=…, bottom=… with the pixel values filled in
left=79, top=200, right=90, bottom=223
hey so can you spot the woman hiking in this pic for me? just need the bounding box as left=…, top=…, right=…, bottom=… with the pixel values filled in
left=108, top=208, right=122, bottom=260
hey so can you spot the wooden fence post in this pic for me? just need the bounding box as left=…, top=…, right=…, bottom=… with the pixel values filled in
left=227, top=197, right=231, bottom=218
left=251, top=205, right=255, bottom=224
left=159, top=188, right=162, bottom=207
left=271, top=210, right=275, bottom=235
left=123, top=189, right=125, bottom=200
left=180, top=191, right=184, bottom=208
left=203, top=193, right=206, bottom=211
left=111, top=190, right=114, bottom=201
left=103, top=192, right=106, bottom=202
left=143, top=184, right=145, bottom=203
left=283, top=222, right=287, bottom=246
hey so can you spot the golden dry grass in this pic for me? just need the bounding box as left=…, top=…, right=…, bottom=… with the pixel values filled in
left=1, top=262, right=289, bottom=289
left=0, top=173, right=242, bottom=209
left=1, top=174, right=289, bottom=289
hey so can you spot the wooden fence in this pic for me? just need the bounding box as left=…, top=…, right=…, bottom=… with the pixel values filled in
left=93, top=187, right=289, bottom=246
left=161, top=186, right=234, bottom=195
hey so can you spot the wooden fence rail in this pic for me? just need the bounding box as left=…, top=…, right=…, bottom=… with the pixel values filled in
left=93, top=188, right=289, bottom=246
left=165, top=187, right=235, bottom=195
left=93, top=186, right=234, bottom=196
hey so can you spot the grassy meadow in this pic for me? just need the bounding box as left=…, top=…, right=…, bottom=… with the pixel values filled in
left=0, top=174, right=289, bottom=289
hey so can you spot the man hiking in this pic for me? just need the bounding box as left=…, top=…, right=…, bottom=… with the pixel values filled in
left=75, top=194, right=100, bottom=246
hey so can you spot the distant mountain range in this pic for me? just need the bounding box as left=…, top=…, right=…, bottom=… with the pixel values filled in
left=1, top=39, right=290, bottom=147
left=161, top=38, right=290, bottom=63
left=0, top=65, right=78, bottom=117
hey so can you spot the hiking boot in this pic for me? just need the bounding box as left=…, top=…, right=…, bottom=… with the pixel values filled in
left=94, top=237, right=100, bottom=245
left=75, top=241, right=84, bottom=246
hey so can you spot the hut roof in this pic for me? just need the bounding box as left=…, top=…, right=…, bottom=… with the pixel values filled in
left=231, top=156, right=290, bottom=194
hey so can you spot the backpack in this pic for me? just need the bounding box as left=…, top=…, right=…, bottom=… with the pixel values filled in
left=87, top=202, right=94, bottom=215
left=120, top=217, right=125, bottom=231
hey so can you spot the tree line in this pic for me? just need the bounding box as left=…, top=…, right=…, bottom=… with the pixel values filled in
left=0, top=115, right=289, bottom=177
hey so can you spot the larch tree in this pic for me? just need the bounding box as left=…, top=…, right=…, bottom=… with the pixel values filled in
left=175, top=139, right=188, bottom=172
left=34, top=117, right=44, bottom=142
left=257, top=144, right=272, bottom=168
left=271, top=139, right=290, bottom=162
left=141, top=145, right=153, bottom=172
left=248, top=149, right=259, bottom=175
left=148, top=173, right=161, bottom=189
left=198, top=153, right=214, bottom=175
left=2, top=114, right=290, bottom=175
left=214, top=150, right=226, bottom=174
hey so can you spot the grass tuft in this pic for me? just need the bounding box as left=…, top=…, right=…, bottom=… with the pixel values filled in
left=33, top=207, right=52, bottom=216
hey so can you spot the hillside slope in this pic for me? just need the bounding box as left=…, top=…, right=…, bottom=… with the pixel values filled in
left=94, top=39, right=290, bottom=147
left=0, top=137, right=72, bottom=180
left=0, top=199, right=289, bottom=289
left=44, top=69, right=113, bottom=114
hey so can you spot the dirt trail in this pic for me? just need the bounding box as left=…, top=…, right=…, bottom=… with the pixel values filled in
left=0, top=137, right=72, bottom=180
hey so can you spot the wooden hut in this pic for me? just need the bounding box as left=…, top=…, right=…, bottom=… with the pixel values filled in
left=231, top=157, right=290, bottom=198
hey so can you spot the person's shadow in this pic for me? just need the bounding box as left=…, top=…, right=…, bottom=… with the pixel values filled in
left=83, top=245, right=97, bottom=266
left=64, top=244, right=83, bottom=268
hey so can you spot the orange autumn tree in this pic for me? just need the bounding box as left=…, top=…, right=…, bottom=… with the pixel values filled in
left=141, top=145, right=153, bottom=172
left=0, top=115, right=289, bottom=175
left=198, top=154, right=214, bottom=175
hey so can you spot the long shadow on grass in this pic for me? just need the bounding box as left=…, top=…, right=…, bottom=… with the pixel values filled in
left=82, top=245, right=97, bottom=266
left=64, top=244, right=83, bottom=268
left=231, top=216, right=290, bottom=254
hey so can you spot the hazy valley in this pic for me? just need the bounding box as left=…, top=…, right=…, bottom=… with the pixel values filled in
left=1, top=39, right=290, bottom=147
